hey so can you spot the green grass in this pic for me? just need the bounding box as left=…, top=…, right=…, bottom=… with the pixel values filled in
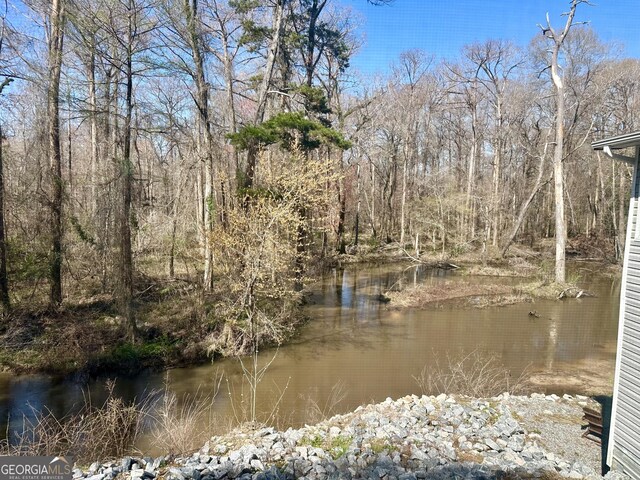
left=369, top=437, right=390, bottom=454
left=90, top=336, right=181, bottom=373
left=328, top=435, right=352, bottom=459
left=300, top=433, right=353, bottom=459
left=302, top=434, right=325, bottom=449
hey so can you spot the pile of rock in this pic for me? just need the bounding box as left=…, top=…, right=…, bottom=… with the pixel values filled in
left=75, top=393, right=629, bottom=480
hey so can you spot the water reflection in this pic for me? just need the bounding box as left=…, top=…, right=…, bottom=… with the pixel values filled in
left=0, top=263, right=621, bottom=453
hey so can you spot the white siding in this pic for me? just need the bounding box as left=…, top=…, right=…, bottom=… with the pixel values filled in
left=610, top=146, right=640, bottom=479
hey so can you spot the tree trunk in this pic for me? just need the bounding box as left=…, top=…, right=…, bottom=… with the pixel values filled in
left=400, top=154, right=407, bottom=246
left=66, top=90, right=73, bottom=202
left=119, top=0, right=136, bottom=342
left=168, top=163, right=185, bottom=279
left=551, top=57, right=566, bottom=283
left=88, top=46, right=98, bottom=216
left=185, top=0, right=215, bottom=291
left=336, top=179, right=346, bottom=254
left=465, top=96, right=478, bottom=241
left=501, top=139, right=550, bottom=257
left=221, top=32, right=239, bottom=173
left=370, top=161, right=376, bottom=237
left=354, top=163, right=361, bottom=247
left=304, top=0, right=322, bottom=89
left=0, top=124, right=9, bottom=314
left=243, top=0, right=285, bottom=191
left=545, top=0, right=581, bottom=283
left=491, top=101, right=502, bottom=247
left=48, top=0, right=65, bottom=308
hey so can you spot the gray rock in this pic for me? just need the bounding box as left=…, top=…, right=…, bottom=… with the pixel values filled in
left=295, top=446, right=308, bottom=460
left=484, top=438, right=501, bottom=451
left=76, top=392, right=611, bottom=480
left=441, top=445, right=456, bottom=461
left=507, top=435, right=525, bottom=452
left=167, top=467, right=185, bottom=480
left=398, top=474, right=417, bottom=480
left=130, top=468, right=145, bottom=479
left=604, top=471, right=632, bottom=480
left=214, top=444, right=228, bottom=455
left=136, top=470, right=156, bottom=480
left=409, top=446, right=429, bottom=462
left=122, top=458, right=133, bottom=472
left=212, top=469, right=228, bottom=480
left=229, top=451, right=242, bottom=464
left=252, top=466, right=285, bottom=480
left=181, top=467, right=196, bottom=479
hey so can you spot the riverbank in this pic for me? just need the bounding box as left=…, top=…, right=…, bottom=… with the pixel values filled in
left=385, top=249, right=620, bottom=310
left=0, top=244, right=619, bottom=378
left=71, top=393, right=626, bottom=480
left=384, top=277, right=596, bottom=310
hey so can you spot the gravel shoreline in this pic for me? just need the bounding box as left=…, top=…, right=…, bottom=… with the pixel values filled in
left=76, top=393, right=629, bottom=480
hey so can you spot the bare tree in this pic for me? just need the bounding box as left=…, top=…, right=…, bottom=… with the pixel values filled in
left=540, top=0, right=586, bottom=283
left=392, top=50, right=430, bottom=247
left=0, top=120, right=7, bottom=315
left=184, top=0, right=216, bottom=291
left=0, top=3, right=11, bottom=314
left=47, top=0, right=65, bottom=308
left=465, top=40, right=523, bottom=247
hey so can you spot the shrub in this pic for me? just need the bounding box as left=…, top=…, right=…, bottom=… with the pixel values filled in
left=413, top=350, right=531, bottom=397
left=149, top=376, right=222, bottom=455
left=0, top=380, right=151, bottom=462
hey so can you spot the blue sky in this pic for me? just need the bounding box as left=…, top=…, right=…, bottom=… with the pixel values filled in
left=340, top=0, right=640, bottom=74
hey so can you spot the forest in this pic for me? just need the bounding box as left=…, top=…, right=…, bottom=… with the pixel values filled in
left=0, top=0, right=638, bottom=374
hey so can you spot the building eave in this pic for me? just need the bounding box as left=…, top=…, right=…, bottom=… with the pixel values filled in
left=592, top=131, right=640, bottom=151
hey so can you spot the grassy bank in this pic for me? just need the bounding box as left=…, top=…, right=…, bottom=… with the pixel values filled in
left=385, top=242, right=619, bottom=309
left=0, top=269, right=304, bottom=377
left=385, top=277, right=599, bottom=310
left=0, top=292, right=208, bottom=377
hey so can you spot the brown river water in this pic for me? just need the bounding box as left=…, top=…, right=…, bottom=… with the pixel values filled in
left=0, top=262, right=620, bottom=452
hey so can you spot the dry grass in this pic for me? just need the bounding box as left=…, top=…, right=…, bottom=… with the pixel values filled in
left=0, top=380, right=151, bottom=462
left=413, top=350, right=532, bottom=397
left=464, top=257, right=540, bottom=278
left=224, top=367, right=292, bottom=430
left=516, top=280, right=592, bottom=300
left=301, top=381, right=348, bottom=424
left=469, top=293, right=533, bottom=308
left=149, top=377, right=222, bottom=455
left=387, top=281, right=514, bottom=309
left=457, top=451, right=484, bottom=463
left=0, top=378, right=228, bottom=462
left=388, top=275, right=590, bottom=311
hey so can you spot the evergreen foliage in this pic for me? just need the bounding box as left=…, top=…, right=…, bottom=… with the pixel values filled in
left=228, top=112, right=352, bottom=151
